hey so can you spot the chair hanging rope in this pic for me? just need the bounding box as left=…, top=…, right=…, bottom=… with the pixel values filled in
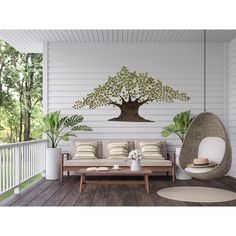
left=204, top=30, right=206, bottom=112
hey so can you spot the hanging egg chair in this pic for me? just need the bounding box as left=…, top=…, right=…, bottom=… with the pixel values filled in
left=179, top=112, right=232, bottom=180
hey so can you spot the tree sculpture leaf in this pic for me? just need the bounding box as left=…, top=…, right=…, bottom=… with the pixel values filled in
left=73, top=66, right=190, bottom=122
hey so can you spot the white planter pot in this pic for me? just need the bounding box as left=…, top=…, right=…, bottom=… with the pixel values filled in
left=130, top=160, right=141, bottom=171
left=46, top=148, right=61, bottom=180
left=176, top=147, right=192, bottom=180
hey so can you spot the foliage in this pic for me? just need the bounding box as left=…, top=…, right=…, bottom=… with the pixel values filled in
left=73, top=66, right=190, bottom=122
left=0, top=38, right=43, bottom=143
left=74, top=66, right=190, bottom=109
left=43, top=111, right=92, bottom=148
left=161, top=110, right=194, bottom=143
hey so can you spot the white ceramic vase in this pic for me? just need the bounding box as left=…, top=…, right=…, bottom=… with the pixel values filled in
left=130, top=159, right=141, bottom=171
left=176, top=147, right=192, bottom=180
left=46, top=148, right=61, bottom=180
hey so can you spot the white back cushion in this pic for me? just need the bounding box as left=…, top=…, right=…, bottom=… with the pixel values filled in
left=198, top=137, right=225, bottom=163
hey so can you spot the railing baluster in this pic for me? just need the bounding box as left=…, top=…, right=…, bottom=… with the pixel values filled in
left=26, top=144, right=28, bottom=180
left=5, top=148, right=9, bottom=189
left=33, top=144, right=36, bottom=175
left=3, top=149, right=6, bottom=193
left=14, top=146, right=20, bottom=194
left=22, top=145, right=24, bottom=182
left=21, top=146, right=23, bottom=182
left=0, top=139, right=47, bottom=197
left=0, top=149, right=2, bottom=194
left=29, top=144, right=32, bottom=178
left=9, top=147, right=12, bottom=189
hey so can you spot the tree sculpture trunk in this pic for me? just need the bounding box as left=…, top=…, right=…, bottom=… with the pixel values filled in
left=108, top=98, right=153, bottom=122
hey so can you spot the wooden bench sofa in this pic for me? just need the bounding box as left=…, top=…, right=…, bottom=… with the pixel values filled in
left=61, top=139, right=176, bottom=182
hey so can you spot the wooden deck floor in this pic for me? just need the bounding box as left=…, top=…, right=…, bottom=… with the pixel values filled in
left=2, top=176, right=236, bottom=206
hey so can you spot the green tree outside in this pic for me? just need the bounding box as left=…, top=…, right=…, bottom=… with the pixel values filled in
left=0, top=39, right=43, bottom=144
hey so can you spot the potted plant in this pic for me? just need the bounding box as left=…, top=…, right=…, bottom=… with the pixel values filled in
left=161, top=110, right=194, bottom=179
left=43, top=111, right=92, bottom=180
left=126, top=150, right=142, bottom=171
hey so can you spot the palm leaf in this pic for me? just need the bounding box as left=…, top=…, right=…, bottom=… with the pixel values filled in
left=161, top=124, right=177, bottom=138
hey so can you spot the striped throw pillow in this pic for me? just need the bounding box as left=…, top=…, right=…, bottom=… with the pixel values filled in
left=73, top=142, right=97, bottom=159
left=139, top=141, right=164, bottom=159
left=108, top=142, right=129, bottom=159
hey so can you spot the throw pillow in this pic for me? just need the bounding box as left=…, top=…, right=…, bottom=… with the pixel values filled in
left=139, top=141, right=164, bottom=159
left=108, top=142, right=129, bottom=159
left=73, top=142, right=98, bottom=159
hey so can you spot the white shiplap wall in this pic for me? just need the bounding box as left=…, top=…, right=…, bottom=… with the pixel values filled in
left=228, top=38, right=236, bottom=178
left=46, top=42, right=226, bottom=152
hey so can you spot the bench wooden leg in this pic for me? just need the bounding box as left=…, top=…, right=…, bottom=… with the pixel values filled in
left=172, top=167, right=176, bottom=182
left=144, top=174, right=149, bottom=194
left=80, top=174, right=85, bottom=194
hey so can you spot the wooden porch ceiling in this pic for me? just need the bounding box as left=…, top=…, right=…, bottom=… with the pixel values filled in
left=0, top=30, right=236, bottom=53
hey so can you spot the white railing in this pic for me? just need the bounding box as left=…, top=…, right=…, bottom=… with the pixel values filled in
left=0, top=139, right=47, bottom=196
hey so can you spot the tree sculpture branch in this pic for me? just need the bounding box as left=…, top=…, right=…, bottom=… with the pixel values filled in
left=73, top=66, right=190, bottom=122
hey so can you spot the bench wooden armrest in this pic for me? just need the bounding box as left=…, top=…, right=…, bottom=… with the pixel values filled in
left=167, top=152, right=176, bottom=163
left=167, top=152, right=176, bottom=182
left=62, top=152, right=70, bottom=160
left=61, top=152, right=70, bottom=181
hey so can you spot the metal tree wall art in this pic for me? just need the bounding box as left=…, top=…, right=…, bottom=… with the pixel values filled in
left=73, top=66, right=190, bottom=122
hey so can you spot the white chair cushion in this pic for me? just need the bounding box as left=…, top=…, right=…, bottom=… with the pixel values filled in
left=185, top=166, right=217, bottom=174
left=198, top=137, right=225, bottom=163
left=185, top=137, right=225, bottom=174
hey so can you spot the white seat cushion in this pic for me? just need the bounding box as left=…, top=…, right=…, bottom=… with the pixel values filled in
left=64, top=158, right=172, bottom=167
left=185, top=166, right=217, bottom=174
left=185, top=137, right=225, bottom=174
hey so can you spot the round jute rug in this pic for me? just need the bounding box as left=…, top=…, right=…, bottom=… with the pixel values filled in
left=157, top=186, right=236, bottom=203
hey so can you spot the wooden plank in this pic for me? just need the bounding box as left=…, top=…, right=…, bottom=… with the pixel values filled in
left=91, top=185, right=109, bottom=206
left=0, top=178, right=45, bottom=206
left=133, top=184, right=153, bottom=206
left=195, top=177, right=236, bottom=206
left=75, top=184, right=97, bottom=206
left=84, top=180, right=145, bottom=185
left=149, top=178, right=178, bottom=206
left=121, top=185, right=137, bottom=206
left=107, top=185, right=123, bottom=206
left=4, top=176, right=236, bottom=207
left=11, top=180, right=55, bottom=206
left=60, top=181, right=81, bottom=206
left=28, top=181, right=64, bottom=206
left=43, top=180, right=77, bottom=206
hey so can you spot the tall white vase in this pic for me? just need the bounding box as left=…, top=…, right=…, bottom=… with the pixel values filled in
left=46, top=148, right=61, bottom=180
left=130, top=160, right=141, bottom=171
left=176, top=147, right=192, bottom=180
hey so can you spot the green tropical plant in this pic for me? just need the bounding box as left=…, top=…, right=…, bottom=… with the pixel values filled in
left=43, top=111, right=92, bottom=148
left=161, top=110, right=194, bottom=143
